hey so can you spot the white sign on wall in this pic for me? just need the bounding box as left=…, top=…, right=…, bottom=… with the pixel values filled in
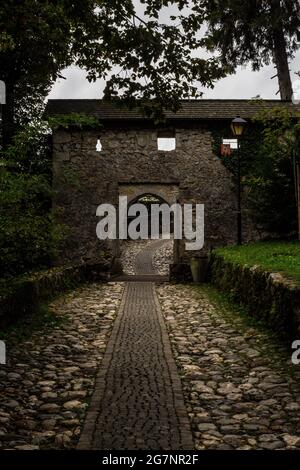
left=222, top=138, right=238, bottom=149
left=0, top=340, right=6, bottom=365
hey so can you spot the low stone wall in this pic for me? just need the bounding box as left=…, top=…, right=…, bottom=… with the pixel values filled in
left=209, top=252, right=300, bottom=340
left=0, top=262, right=109, bottom=327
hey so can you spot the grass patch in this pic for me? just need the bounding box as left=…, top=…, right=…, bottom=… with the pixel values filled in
left=197, top=284, right=275, bottom=334
left=215, top=240, right=300, bottom=283
left=194, top=283, right=290, bottom=356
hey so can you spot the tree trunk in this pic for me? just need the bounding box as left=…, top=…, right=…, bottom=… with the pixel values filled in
left=271, top=1, right=299, bottom=237
left=271, top=0, right=293, bottom=101
left=273, top=28, right=294, bottom=100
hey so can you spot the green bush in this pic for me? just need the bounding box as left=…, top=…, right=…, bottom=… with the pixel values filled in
left=212, top=104, right=300, bottom=237
left=209, top=247, right=300, bottom=339
left=0, top=122, right=66, bottom=278
left=245, top=107, right=300, bottom=236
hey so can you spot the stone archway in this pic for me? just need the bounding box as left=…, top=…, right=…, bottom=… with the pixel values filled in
left=119, top=183, right=179, bottom=206
left=127, top=193, right=174, bottom=237
left=116, top=183, right=180, bottom=277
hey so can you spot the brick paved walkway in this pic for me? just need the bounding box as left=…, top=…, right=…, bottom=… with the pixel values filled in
left=78, top=241, right=193, bottom=450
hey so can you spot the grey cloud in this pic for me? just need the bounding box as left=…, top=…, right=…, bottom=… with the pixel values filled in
left=48, top=50, right=300, bottom=100
left=47, top=0, right=300, bottom=102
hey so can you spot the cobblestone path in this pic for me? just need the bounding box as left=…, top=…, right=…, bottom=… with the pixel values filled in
left=3, top=238, right=300, bottom=450
left=157, top=284, right=300, bottom=450
left=135, top=239, right=170, bottom=275
left=0, top=283, right=124, bottom=450
left=78, top=281, right=193, bottom=449
left=120, top=238, right=173, bottom=276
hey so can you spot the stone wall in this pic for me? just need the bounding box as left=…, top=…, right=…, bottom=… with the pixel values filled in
left=52, top=123, right=258, bottom=267
left=209, top=252, right=300, bottom=340
left=0, top=262, right=109, bottom=327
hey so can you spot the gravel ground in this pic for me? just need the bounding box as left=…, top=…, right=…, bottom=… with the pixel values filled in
left=120, top=240, right=153, bottom=274
left=0, top=282, right=124, bottom=450
left=120, top=238, right=173, bottom=275
left=153, top=239, right=173, bottom=275
left=157, top=283, right=300, bottom=450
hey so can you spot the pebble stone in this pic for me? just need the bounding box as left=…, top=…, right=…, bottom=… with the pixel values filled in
left=157, top=283, right=300, bottom=450
left=0, top=282, right=124, bottom=449
left=2, top=239, right=300, bottom=450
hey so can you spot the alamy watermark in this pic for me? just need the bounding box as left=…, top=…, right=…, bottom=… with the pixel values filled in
left=0, top=340, right=6, bottom=365
left=292, top=340, right=300, bottom=365
left=96, top=196, right=204, bottom=251
left=0, top=80, right=6, bottom=105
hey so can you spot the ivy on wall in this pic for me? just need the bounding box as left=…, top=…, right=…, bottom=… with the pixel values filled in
left=210, top=106, right=299, bottom=238
left=210, top=120, right=263, bottom=179
left=48, top=113, right=101, bottom=130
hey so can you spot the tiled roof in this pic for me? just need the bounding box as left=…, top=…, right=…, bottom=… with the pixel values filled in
left=45, top=99, right=300, bottom=121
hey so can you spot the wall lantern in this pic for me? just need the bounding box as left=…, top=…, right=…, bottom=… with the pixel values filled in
left=231, top=116, right=247, bottom=137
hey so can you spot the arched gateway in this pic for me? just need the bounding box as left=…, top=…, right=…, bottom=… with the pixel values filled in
left=126, top=194, right=174, bottom=236
left=114, top=184, right=180, bottom=276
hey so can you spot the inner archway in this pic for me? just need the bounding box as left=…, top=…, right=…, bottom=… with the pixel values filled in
left=127, top=193, right=174, bottom=237
left=117, top=183, right=179, bottom=278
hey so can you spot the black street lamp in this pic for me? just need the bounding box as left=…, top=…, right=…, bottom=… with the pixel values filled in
left=231, top=116, right=247, bottom=245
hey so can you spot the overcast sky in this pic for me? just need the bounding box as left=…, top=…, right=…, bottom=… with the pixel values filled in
left=47, top=50, right=300, bottom=101
left=47, top=1, right=300, bottom=102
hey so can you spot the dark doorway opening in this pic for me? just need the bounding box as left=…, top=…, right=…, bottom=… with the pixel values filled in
left=127, top=193, right=174, bottom=237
